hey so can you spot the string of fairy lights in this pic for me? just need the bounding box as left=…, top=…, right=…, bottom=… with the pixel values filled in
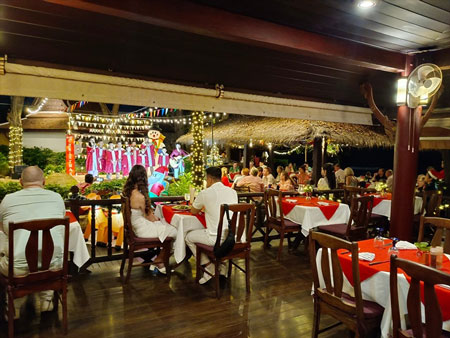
left=191, top=111, right=205, bottom=189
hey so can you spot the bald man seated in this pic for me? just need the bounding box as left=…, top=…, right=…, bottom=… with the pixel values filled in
left=0, top=166, right=66, bottom=313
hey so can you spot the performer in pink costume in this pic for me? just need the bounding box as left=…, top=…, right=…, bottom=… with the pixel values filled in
left=104, top=142, right=117, bottom=180
left=141, top=137, right=156, bottom=169
left=137, top=148, right=148, bottom=168
left=96, top=140, right=105, bottom=172
left=121, top=145, right=134, bottom=177
left=86, top=138, right=99, bottom=177
left=114, top=141, right=123, bottom=178
left=131, top=141, right=139, bottom=165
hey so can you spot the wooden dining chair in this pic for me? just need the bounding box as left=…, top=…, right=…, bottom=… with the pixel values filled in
left=195, top=203, right=255, bottom=298
left=317, top=195, right=374, bottom=242
left=418, top=216, right=450, bottom=254
left=390, top=254, right=450, bottom=338
left=120, top=196, right=174, bottom=283
left=263, top=189, right=302, bottom=260
left=309, top=231, right=384, bottom=337
left=0, top=217, right=70, bottom=338
left=343, top=186, right=361, bottom=205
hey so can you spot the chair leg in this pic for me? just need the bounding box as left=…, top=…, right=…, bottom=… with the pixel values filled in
left=195, top=246, right=201, bottom=283
left=164, top=242, right=171, bottom=281
left=7, top=290, right=14, bottom=338
left=62, top=286, right=68, bottom=335
left=119, top=245, right=127, bottom=277
left=227, top=259, right=233, bottom=278
left=214, top=261, right=220, bottom=299
left=124, top=247, right=134, bottom=284
left=312, top=298, right=320, bottom=338
left=245, top=255, right=250, bottom=294
left=264, top=227, right=270, bottom=249
left=277, top=231, right=285, bottom=261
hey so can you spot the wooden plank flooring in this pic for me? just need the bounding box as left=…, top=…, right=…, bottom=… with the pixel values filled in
left=1, top=242, right=351, bottom=337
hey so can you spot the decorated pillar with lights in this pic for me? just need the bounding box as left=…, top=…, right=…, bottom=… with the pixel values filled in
left=7, top=96, right=24, bottom=170
left=191, top=111, right=205, bottom=189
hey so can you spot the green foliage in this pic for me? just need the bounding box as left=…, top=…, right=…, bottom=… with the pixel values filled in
left=0, top=153, right=10, bottom=176
left=44, top=164, right=65, bottom=175
left=45, top=184, right=71, bottom=199
left=0, top=181, right=22, bottom=201
left=167, top=172, right=192, bottom=196
left=23, top=147, right=66, bottom=169
left=184, top=159, right=192, bottom=173
left=85, top=178, right=127, bottom=198
left=0, top=145, right=9, bottom=157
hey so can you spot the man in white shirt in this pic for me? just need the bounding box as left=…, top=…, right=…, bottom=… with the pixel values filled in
left=262, top=166, right=275, bottom=188
left=187, top=167, right=238, bottom=284
left=0, top=166, right=66, bottom=313
left=334, top=164, right=346, bottom=185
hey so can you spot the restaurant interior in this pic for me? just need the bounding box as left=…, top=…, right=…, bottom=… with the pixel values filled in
left=1, top=0, right=450, bottom=337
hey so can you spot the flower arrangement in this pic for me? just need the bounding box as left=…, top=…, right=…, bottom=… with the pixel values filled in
left=375, top=182, right=388, bottom=196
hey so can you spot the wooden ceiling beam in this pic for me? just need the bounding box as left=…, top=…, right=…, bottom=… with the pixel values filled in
left=43, top=0, right=406, bottom=73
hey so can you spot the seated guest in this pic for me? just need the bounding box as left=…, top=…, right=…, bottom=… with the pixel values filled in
left=262, top=167, right=275, bottom=188
left=229, top=162, right=240, bottom=177
left=334, top=164, right=346, bottom=185
left=257, top=166, right=264, bottom=178
left=235, top=167, right=264, bottom=193
left=372, top=168, right=386, bottom=182
left=297, top=164, right=310, bottom=185
left=221, top=167, right=232, bottom=187
left=0, top=166, right=66, bottom=312
left=344, top=167, right=358, bottom=187
left=77, top=174, right=94, bottom=194
left=317, top=163, right=336, bottom=190
left=425, top=171, right=438, bottom=191
left=416, top=174, right=426, bottom=192
left=386, top=169, right=393, bottom=191
left=187, top=167, right=238, bottom=284
left=365, top=171, right=372, bottom=182
left=279, top=171, right=295, bottom=191
left=231, top=168, right=248, bottom=188
left=122, top=165, right=176, bottom=274
left=274, top=165, right=283, bottom=184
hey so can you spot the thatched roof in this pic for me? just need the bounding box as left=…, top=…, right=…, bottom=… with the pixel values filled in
left=177, top=116, right=392, bottom=148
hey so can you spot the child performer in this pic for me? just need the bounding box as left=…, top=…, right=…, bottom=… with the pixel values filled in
left=97, top=140, right=105, bottom=173
left=86, top=138, right=99, bottom=177
left=142, top=137, right=156, bottom=173
left=131, top=141, right=139, bottom=165
left=104, top=142, right=117, bottom=180
left=122, top=145, right=134, bottom=177
left=115, top=141, right=123, bottom=179
left=137, top=148, right=148, bottom=169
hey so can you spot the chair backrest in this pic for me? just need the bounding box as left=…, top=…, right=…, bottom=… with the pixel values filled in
left=264, top=189, right=284, bottom=227
left=343, top=186, right=361, bottom=205
left=346, top=195, right=374, bottom=238
left=8, top=217, right=70, bottom=284
left=309, top=231, right=365, bottom=323
left=121, top=196, right=137, bottom=243
left=216, top=203, right=256, bottom=245
left=425, top=191, right=442, bottom=217
left=418, top=216, right=450, bottom=254
left=390, top=255, right=450, bottom=338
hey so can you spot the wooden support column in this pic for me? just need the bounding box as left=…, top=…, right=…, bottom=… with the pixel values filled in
left=390, top=107, right=421, bottom=240
left=312, top=137, right=322, bottom=185
left=7, top=96, right=24, bottom=170
left=243, top=143, right=248, bottom=168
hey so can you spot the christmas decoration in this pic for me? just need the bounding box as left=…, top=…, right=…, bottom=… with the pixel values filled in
left=207, top=144, right=222, bottom=166
left=191, top=111, right=205, bottom=189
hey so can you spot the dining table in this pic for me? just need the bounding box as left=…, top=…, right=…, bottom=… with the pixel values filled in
left=280, top=196, right=351, bottom=236
left=316, top=239, right=450, bottom=337
left=155, top=204, right=206, bottom=264
left=64, top=210, right=91, bottom=268
left=370, top=193, right=423, bottom=219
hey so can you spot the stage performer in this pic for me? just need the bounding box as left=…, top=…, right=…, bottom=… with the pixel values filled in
left=170, top=143, right=189, bottom=179
left=115, top=141, right=123, bottom=178
left=104, top=142, right=117, bottom=180
left=141, top=137, right=156, bottom=171
left=97, top=140, right=105, bottom=172
left=86, top=138, right=99, bottom=177
left=137, top=148, right=148, bottom=168
left=157, top=146, right=170, bottom=176
left=131, top=141, right=139, bottom=165
left=122, top=145, right=134, bottom=177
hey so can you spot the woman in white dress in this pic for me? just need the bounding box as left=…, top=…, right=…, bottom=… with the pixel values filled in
left=123, top=165, right=177, bottom=273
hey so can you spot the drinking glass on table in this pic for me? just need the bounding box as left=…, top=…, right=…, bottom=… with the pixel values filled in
left=388, top=238, right=399, bottom=257
left=374, top=228, right=384, bottom=249
left=184, top=193, right=190, bottom=205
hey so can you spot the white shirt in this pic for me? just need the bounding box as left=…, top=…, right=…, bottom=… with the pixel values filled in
left=262, top=174, right=275, bottom=187
left=335, top=169, right=346, bottom=184
left=192, top=182, right=238, bottom=236
left=317, top=178, right=330, bottom=190
left=0, top=188, right=66, bottom=276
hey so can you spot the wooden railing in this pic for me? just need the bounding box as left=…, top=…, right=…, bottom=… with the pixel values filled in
left=64, top=189, right=345, bottom=268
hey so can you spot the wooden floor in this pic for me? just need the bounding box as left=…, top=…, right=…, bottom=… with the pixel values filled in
left=1, top=242, right=351, bottom=338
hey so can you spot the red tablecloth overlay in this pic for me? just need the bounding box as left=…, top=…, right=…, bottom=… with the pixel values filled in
left=371, top=193, right=392, bottom=208
left=162, top=205, right=206, bottom=228
left=65, top=210, right=78, bottom=223
left=338, top=239, right=450, bottom=321
left=282, top=197, right=340, bottom=220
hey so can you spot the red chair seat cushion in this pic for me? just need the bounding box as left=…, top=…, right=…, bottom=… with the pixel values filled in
left=341, top=292, right=384, bottom=319
left=318, top=223, right=347, bottom=236
left=196, top=242, right=249, bottom=255
left=284, top=219, right=301, bottom=229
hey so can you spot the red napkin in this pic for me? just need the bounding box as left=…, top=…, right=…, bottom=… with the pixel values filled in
left=282, top=197, right=340, bottom=220
left=338, top=239, right=450, bottom=321
left=162, top=205, right=206, bottom=228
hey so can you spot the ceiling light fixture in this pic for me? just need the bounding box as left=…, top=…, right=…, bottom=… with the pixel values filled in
left=357, top=0, right=377, bottom=8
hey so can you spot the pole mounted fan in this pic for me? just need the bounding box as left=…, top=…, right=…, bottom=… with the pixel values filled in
left=406, top=63, right=442, bottom=108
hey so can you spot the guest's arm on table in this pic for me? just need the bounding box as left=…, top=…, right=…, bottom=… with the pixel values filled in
left=191, top=190, right=204, bottom=215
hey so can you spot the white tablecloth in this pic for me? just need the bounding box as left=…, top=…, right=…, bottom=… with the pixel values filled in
left=155, top=204, right=204, bottom=263
left=315, top=249, right=450, bottom=337
left=372, top=196, right=423, bottom=219
left=283, top=203, right=351, bottom=236
left=69, top=221, right=90, bottom=268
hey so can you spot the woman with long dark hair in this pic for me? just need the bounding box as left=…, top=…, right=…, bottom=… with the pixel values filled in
left=123, top=165, right=176, bottom=273
left=317, top=162, right=336, bottom=190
